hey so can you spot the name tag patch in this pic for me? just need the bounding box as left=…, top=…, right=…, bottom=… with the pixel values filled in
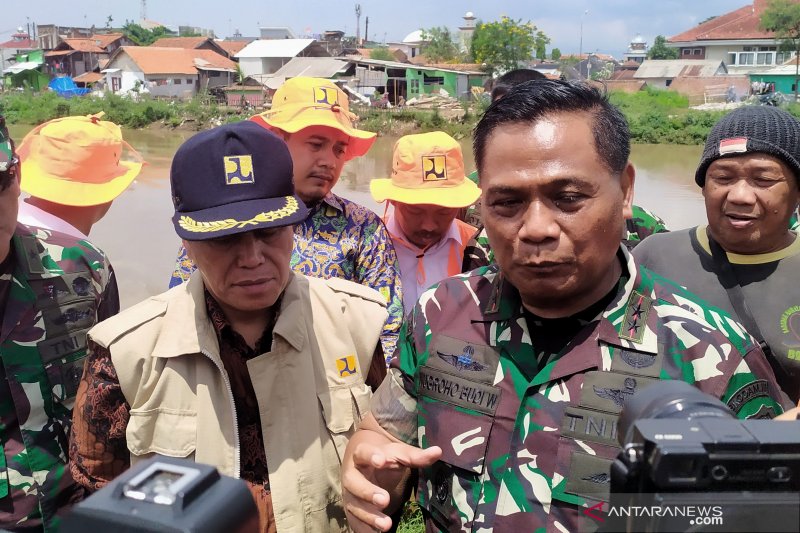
left=418, top=366, right=501, bottom=415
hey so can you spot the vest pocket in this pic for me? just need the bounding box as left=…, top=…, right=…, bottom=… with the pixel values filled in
left=126, top=408, right=198, bottom=457
left=318, top=383, right=372, bottom=461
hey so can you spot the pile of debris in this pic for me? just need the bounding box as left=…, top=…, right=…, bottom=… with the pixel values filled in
left=405, top=92, right=461, bottom=110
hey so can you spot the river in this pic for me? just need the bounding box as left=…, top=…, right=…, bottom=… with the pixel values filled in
left=7, top=124, right=706, bottom=310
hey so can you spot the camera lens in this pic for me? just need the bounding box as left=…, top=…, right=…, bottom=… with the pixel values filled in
left=618, top=380, right=734, bottom=446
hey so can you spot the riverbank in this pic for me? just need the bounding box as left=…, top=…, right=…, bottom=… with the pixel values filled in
left=3, top=86, right=795, bottom=143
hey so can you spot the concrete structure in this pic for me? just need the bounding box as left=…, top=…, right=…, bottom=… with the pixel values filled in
left=387, top=30, right=427, bottom=60
left=260, top=27, right=296, bottom=40
left=624, top=34, right=648, bottom=64
left=633, top=59, right=727, bottom=88
left=667, top=0, right=797, bottom=74
left=235, top=39, right=330, bottom=77
left=459, top=12, right=477, bottom=53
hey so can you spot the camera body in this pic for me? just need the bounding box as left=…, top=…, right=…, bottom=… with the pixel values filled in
left=605, top=381, right=800, bottom=532
left=61, top=456, right=258, bottom=532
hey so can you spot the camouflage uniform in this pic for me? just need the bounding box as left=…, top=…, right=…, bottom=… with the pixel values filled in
left=790, top=208, right=799, bottom=232
left=372, top=246, right=785, bottom=532
left=462, top=205, right=669, bottom=272
left=0, top=224, right=118, bottom=531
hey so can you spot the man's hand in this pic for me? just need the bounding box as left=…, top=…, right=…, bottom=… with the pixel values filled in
left=775, top=400, right=800, bottom=420
left=342, top=414, right=441, bottom=532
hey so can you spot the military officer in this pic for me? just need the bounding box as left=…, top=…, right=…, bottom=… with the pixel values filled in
left=341, top=80, right=788, bottom=533
left=0, top=116, right=118, bottom=530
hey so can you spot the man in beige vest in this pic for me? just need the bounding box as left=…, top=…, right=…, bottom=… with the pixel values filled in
left=69, top=121, right=388, bottom=533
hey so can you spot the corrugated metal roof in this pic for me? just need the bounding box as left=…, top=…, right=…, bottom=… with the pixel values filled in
left=269, top=57, right=350, bottom=78
left=235, top=39, right=315, bottom=58
left=3, top=61, right=41, bottom=74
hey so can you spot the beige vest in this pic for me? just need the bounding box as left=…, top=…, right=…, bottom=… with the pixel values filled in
left=88, top=272, right=388, bottom=533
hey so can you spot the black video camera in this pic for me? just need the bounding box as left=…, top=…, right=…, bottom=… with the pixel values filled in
left=61, top=456, right=258, bottom=532
left=604, top=381, right=800, bottom=532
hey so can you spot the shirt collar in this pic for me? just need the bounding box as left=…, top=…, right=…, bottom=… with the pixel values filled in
left=308, top=193, right=345, bottom=216
left=385, top=214, right=464, bottom=251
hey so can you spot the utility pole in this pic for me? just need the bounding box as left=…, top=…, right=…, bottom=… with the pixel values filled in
left=365, top=16, right=369, bottom=44
left=355, top=4, right=361, bottom=45
left=141, top=0, right=147, bottom=22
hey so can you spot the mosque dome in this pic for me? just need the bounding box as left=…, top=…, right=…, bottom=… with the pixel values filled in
left=403, top=29, right=424, bottom=43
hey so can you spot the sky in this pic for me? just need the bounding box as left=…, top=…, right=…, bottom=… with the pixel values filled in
left=2, top=0, right=752, bottom=58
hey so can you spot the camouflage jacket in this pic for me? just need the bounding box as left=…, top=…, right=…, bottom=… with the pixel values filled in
left=462, top=206, right=669, bottom=272
left=0, top=224, right=119, bottom=531
left=372, top=246, right=785, bottom=532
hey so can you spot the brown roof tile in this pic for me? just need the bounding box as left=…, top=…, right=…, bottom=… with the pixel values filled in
left=150, top=37, right=211, bottom=49
left=216, top=40, right=249, bottom=56
left=113, top=46, right=236, bottom=75
left=669, top=0, right=789, bottom=42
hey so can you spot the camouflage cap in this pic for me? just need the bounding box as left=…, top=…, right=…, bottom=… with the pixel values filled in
left=0, top=115, right=15, bottom=172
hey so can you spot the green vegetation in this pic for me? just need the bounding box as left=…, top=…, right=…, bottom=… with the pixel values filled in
left=8, top=86, right=800, bottom=146
left=369, top=47, right=395, bottom=61
left=471, top=17, right=549, bottom=74
left=0, top=91, right=250, bottom=129
left=647, top=35, right=679, bottom=60
left=396, top=501, right=424, bottom=533
left=122, top=21, right=172, bottom=46
left=420, top=27, right=461, bottom=63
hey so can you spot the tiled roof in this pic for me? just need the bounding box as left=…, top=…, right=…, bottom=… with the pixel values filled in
left=73, top=71, right=103, bottom=83
left=216, top=40, right=249, bottom=56
left=61, top=38, right=105, bottom=53
left=150, top=37, right=210, bottom=49
left=0, top=38, right=38, bottom=49
left=669, top=0, right=782, bottom=42
left=93, top=33, right=125, bottom=48
left=111, top=46, right=236, bottom=75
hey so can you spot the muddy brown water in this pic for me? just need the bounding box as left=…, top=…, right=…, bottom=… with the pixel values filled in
left=8, top=125, right=705, bottom=309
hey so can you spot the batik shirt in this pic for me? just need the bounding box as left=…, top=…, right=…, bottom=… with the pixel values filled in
left=1, top=224, right=119, bottom=531
left=372, top=246, right=785, bottom=532
left=169, top=193, right=403, bottom=360
left=462, top=205, right=669, bottom=271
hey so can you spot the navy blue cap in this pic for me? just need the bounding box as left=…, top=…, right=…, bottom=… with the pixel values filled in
left=170, top=121, right=308, bottom=240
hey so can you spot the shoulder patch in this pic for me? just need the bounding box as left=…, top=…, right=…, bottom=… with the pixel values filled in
left=323, top=276, right=388, bottom=307
left=88, top=295, right=168, bottom=347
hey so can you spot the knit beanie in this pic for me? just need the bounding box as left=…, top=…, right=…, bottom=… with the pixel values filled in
left=695, top=106, right=800, bottom=187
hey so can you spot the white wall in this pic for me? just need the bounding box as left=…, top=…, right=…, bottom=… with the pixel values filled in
left=239, top=57, right=262, bottom=77
left=146, top=75, right=196, bottom=98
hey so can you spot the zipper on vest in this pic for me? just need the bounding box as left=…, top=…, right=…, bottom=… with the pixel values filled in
left=200, top=348, right=241, bottom=479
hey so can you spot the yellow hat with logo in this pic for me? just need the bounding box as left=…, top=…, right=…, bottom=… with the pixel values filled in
left=17, top=113, right=144, bottom=206
left=250, top=77, right=376, bottom=160
left=370, top=131, right=481, bottom=208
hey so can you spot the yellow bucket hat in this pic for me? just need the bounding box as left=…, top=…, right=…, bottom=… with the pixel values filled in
left=17, top=113, right=144, bottom=206
left=370, top=131, right=481, bottom=208
left=250, top=77, right=376, bottom=160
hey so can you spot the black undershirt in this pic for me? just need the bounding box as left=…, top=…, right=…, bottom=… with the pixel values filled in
left=519, top=276, right=625, bottom=379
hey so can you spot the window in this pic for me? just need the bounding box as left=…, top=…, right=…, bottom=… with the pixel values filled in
left=682, top=48, right=692, bottom=56
left=174, top=79, right=182, bottom=85
left=739, top=52, right=754, bottom=65
left=757, top=52, right=773, bottom=65
left=692, top=48, right=702, bottom=56
left=112, top=77, right=121, bottom=92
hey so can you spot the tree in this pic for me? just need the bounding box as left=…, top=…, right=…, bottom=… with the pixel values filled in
left=420, top=26, right=459, bottom=63
left=551, top=47, right=562, bottom=60
left=369, top=47, right=394, bottom=61
left=760, top=0, right=800, bottom=101
left=647, top=35, right=679, bottom=60
left=536, top=41, right=547, bottom=61
left=106, top=15, right=113, bottom=30
left=471, top=17, right=549, bottom=74
left=122, top=21, right=171, bottom=46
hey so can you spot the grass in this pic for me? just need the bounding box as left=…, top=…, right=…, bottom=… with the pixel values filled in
left=6, top=85, right=800, bottom=146
left=396, top=501, right=425, bottom=533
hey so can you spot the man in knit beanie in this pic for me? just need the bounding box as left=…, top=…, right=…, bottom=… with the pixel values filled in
left=634, top=105, right=800, bottom=404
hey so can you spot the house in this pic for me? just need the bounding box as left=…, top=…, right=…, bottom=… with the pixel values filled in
left=633, top=59, right=727, bottom=88
left=36, top=24, right=94, bottom=50
left=150, top=37, right=231, bottom=59
left=235, top=39, right=330, bottom=77
left=44, top=33, right=132, bottom=78
left=668, top=75, right=751, bottom=104
left=215, top=40, right=251, bottom=59
left=576, top=54, right=619, bottom=80
left=749, top=57, right=800, bottom=94
left=103, top=46, right=236, bottom=98
left=0, top=28, right=38, bottom=75
left=667, top=0, right=797, bottom=74
left=348, top=57, right=486, bottom=104
left=255, top=57, right=354, bottom=89
left=2, top=49, right=48, bottom=90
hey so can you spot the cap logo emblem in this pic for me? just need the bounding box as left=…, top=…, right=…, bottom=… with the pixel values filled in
left=422, top=155, right=447, bottom=181
left=224, top=155, right=255, bottom=185
left=719, top=137, right=748, bottom=156
left=313, top=86, right=339, bottom=107
left=336, top=355, right=357, bottom=377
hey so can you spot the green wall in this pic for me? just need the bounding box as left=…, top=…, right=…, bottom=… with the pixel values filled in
left=405, top=68, right=486, bottom=99
left=749, top=73, right=798, bottom=94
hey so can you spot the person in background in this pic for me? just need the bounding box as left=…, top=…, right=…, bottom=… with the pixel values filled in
left=634, top=105, right=800, bottom=403
left=370, top=132, right=480, bottom=311
left=70, top=122, right=389, bottom=533
left=0, top=115, right=119, bottom=531
left=16, top=113, right=144, bottom=239
left=340, top=80, right=787, bottom=533
left=169, top=77, right=404, bottom=361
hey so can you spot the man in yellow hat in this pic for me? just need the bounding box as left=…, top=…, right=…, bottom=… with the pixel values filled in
left=370, top=132, right=480, bottom=311
left=170, top=77, right=404, bottom=361
left=0, top=115, right=120, bottom=530
left=16, top=113, right=145, bottom=239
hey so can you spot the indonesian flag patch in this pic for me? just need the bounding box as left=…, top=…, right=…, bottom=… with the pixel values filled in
left=719, top=137, right=748, bottom=155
